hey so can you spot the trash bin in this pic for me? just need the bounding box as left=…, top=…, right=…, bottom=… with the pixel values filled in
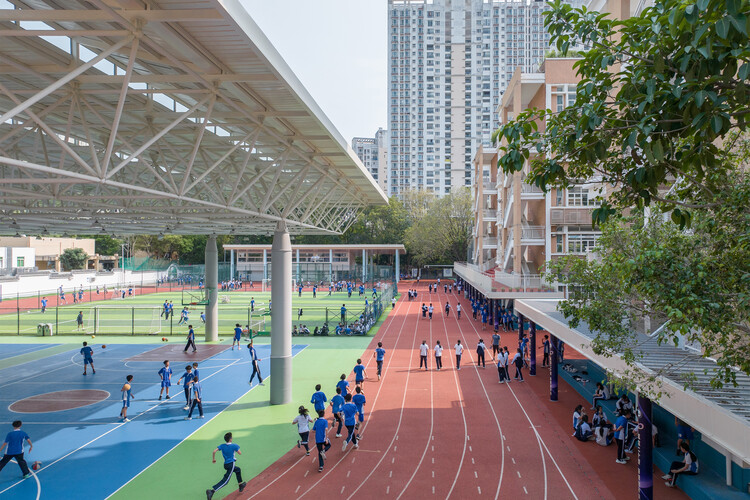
left=37, top=323, right=53, bottom=336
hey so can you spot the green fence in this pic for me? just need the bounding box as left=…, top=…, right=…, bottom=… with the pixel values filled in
left=0, top=282, right=397, bottom=337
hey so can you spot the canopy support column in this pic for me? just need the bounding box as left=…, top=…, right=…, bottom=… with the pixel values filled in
left=204, top=235, right=218, bottom=342
left=550, top=334, right=559, bottom=401
left=638, top=395, right=653, bottom=500
left=271, top=221, right=292, bottom=405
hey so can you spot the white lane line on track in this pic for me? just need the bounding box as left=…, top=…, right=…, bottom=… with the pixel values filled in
left=441, top=289, right=504, bottom=500
left=395, top=301, right=436, bottom=499
left=300, top=295, right=415, bottom=500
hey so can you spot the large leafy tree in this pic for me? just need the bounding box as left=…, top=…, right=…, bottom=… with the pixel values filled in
left=404, top=188, right=473, bottom=266
left=495, top=0, right=750, bottom=388
left=60, top=248, right=88, bottom=270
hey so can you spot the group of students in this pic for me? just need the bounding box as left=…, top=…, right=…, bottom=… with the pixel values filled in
left=570, top=391, right=699, bottom=489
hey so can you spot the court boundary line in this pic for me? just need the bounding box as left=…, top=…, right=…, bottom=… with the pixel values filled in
left=105, top=344, right=307, bottom=499
left=0, top=355, right=244, bottom=498
left=9, top=459, right=40, bottom=500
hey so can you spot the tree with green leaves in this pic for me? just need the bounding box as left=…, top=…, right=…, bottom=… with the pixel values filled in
left=404, top=188, right=473, bottom=266
left=495, top=0, right=750, bottom=388
left=60, top=248, right=88, bottom=271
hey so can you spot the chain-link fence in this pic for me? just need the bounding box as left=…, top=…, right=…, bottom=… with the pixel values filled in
left=0, top=281, right=397, bottom=337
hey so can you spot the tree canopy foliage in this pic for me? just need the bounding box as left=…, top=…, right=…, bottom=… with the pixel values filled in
left=495, top=0, right=750, bottom=389
left=404, top=188, right=473, bottom=266
left=60, top=248, right=88, bottom=271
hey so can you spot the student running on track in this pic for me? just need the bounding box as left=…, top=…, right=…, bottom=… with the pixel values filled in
left=373, top=342, right=386, bottom=380
left=330, top=388, right=345, bottom=437
left=341, top=394, right=359, bottom=451
left=293, top=406, right=313, bottom=456
left=206, top=432, right=246, bottom=500
left=352, top=386, right=366, bottom=431
left=313, top=410, right=332, bottom=472
left=353, top=359, right=367, bottom=388
left=310, top=384, right=327, bottom=414
left=336, top=374, right=350, bottom=398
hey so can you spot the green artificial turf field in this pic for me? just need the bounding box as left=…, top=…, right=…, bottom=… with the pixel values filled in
left=0, top=288, right=385, bottom=336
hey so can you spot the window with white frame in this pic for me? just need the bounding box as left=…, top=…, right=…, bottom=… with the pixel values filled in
left=568, top=234, right=598, bottom=254
left=567, top=187, right=601, bottom=207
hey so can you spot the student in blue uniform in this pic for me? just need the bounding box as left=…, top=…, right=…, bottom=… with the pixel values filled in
left=340, top=304, right=347, bottom=324
left=158, top=360, right=172, bottom=400
left=373, top=342, right=386, bottom=381
left=352, top=386, right=366, bottom=431
left=200, top=311, right=206, bottom=324
left=206, top=432, right=246, bottom=500
left=80, top=341, right=95, bottom=375
left=330, top=387, right=345, bottom=437
left=336, top=374, right=350, bottom=398
left=40, top=297, right=47, bottom=313
left=353, top=359, right=367, bottom=388
left=184, top=325, right=197, bottom=353
left=185, top=376, right=203, bottom=419
left=120, top=375, right=135, bottom=422
left=250, top=297, right=255, bottom=312
left=178, top=365, right=194, bottom=410
left=313, top=410, right=332, bottom=472
left=341, top=394, right=359, bottom=452
left=310, top=384, right=327, bottom=414
left=247, top=340, right=264, bottom=386
left=76, top=311, right=84, bottom=331
left=0, top=420, right=32, bottom=479
left=232, top=323, right=242, bottom=350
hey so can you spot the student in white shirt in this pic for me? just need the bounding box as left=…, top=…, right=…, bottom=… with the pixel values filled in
left=418, top=341, right=429, bottom=370
left=454, top=340, right=464, bottom=370
left=292, top=406, right=313, bottom=456
left=663, top=442, right=698, bottom=488
left=434, top=340, right=443, bottom=370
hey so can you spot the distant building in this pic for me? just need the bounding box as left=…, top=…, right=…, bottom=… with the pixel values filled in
left=387, top=0, right=556, bottom=197
left=352, top=128, right=389, bottom=193
left=0, top=236, right=115, bottom=272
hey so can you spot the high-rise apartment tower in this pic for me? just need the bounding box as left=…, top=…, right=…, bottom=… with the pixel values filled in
left=388, top=0, right=552, bottom=196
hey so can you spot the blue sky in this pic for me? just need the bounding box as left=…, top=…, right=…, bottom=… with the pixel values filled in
left=242, top=0, right=387, bottom=142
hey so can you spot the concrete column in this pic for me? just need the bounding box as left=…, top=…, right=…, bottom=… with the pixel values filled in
left=329, top=248, right=333, bottom=283
left=638, top=395, right=653, bottom=500
left=362, top=248, right=366, bottom=283
left=230, top=249, right=235, bottom=280
left=271, top=222, right=292, bottom=405
left=204, top=235, right=219, bottom=342
left=530, top=321, right=537, bottom=376
left=296, top=248, right=300, bottom=283
left=395, top=250, right=400, bottom=283
left=263, top=249, right=268, bottom=281
left=550, top=334, right=559, bottom=401
left=518, top=313, right=525, bottom=341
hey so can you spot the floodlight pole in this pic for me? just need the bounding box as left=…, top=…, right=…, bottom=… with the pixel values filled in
left=271, top=221, right=292, bottom=405
left=204, top=235, right=219, bottom=341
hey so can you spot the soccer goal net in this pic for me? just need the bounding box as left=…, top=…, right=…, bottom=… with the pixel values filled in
left=261, top=278, right=272, bottom=292
left=87, top=306, right=162, bottom=335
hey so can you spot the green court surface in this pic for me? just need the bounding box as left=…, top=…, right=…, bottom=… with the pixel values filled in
left=108, top=319, right=386, bottom=500
left=0, top=289, right=383, bottom=336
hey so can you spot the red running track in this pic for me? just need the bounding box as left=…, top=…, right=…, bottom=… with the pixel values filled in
left=231, top=285, right=687, bottom=500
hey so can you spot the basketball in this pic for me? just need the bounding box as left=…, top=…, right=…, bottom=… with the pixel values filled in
left=102, top=345, right=106, bottom=349
left=162, top=337, right=166, bottom=342
left=32, top=461, right=41, bottom=471
left=123, top=384, right=131, bottom=391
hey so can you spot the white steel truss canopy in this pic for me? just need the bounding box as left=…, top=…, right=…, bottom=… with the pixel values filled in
left=0, top=0, right=388, bottom=237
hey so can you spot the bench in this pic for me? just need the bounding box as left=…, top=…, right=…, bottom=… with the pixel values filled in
left=557, top=359, right=750, bottom=498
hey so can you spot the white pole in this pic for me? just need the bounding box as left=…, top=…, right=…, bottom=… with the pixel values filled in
left=271, top=221, right=292, bottom=405
left=204, top=236, right=219, bottom=341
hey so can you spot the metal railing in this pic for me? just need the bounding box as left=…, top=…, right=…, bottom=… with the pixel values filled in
left=521, top=225, right=545, bottom=240
left=494, top=272, right=558, bottom=292
left=483, top=209, right=498, bottom=219
left=521, top=183, right=544, bottom=195
left=482, top=236, right=498, bottom=247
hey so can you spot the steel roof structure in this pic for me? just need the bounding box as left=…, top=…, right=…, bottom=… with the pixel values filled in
left=0, top=0, right=388, bottom=237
